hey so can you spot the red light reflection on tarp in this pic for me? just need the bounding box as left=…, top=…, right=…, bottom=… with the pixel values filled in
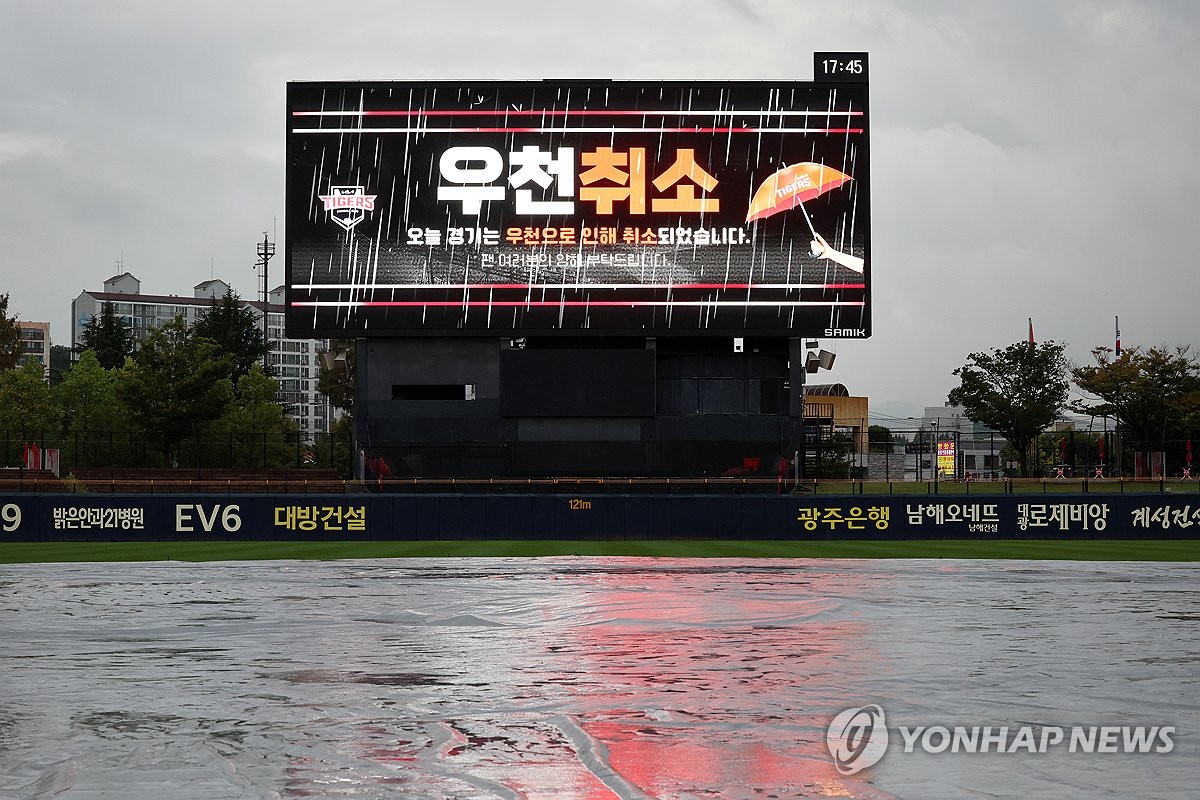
left=273, top=559, right=894, bottom=798
left=581, top=721, right=842, bottom=795
left=549, top=559, right=890, bottom=797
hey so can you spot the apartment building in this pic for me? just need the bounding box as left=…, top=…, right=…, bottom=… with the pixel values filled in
left=71, top=273, right=331, bottom=435
left=17, top=321, right=51, bottom=380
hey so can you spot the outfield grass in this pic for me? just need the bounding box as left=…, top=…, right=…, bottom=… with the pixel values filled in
left=1, top=539, right=1198, bottom=563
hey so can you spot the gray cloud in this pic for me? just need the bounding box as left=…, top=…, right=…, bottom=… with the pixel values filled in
left=1, top=0, right=1197, bottom=421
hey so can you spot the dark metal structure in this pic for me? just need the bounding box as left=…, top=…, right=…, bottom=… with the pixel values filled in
left=356, top=335, right=818, bottom=477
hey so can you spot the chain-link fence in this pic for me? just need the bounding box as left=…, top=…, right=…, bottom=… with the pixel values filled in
left=2, top=426, right=355, bottom=478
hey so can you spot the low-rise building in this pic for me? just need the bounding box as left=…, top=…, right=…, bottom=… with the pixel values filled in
left=17, top=321, right=51, bottom=380
left=915, top=405, right=1006, bottom=479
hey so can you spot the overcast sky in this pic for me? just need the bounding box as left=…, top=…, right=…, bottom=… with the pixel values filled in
left=2, top=0, right=1197, bottom=422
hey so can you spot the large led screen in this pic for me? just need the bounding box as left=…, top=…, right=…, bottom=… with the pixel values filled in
left=286, top=75, right=869, bottom=338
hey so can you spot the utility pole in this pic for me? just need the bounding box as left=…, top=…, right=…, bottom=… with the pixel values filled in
left=254, top=232, right=276, bottom=366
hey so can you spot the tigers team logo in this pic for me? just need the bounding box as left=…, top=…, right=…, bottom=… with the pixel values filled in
left=319, top=186, right=377, bottom=232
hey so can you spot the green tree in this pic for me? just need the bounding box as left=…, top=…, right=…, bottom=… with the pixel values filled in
left=947, top=340, right=1070, bottom=477
left=192, top=290, right=269, bottom=384
left=78, top=301, right=136, bottom=369
left=868, top=424, right=893, bottom=453
left=208, top=365, right=297, bottom=467
left=312, top=414, right=354, bottom=477
left=55, top=350, right=123, bottom=466
left=998, top=441, right=1021, bottom=478
left=1072, top=345, right=1200, bottom=458
left=316, top=339, right=355, bottom=459
left=810, top=430, right=855, bottom=479
left=49, top=344, right=73, bottom=387
left=0, top=292, right=23, bottom=370
left=117, top=318, right=234, bottom=464
left=0, top=360, right=62, bottom=461
left=316, top=339, right=355, bottom=413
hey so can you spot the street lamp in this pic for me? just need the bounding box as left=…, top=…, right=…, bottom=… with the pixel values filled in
left=906, top=417, right=922, bottom=482
left=933, top=418, right=940, bottom=490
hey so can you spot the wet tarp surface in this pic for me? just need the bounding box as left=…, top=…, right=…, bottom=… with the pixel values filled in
left=1, top=558, right=1196, bottom=798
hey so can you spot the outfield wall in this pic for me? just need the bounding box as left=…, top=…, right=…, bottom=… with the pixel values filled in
left=2, top=493, right=1199, bottom=542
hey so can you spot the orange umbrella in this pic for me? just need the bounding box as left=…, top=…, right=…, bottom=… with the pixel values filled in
left=745, top=162, right=852, bottom=227
left=746, top=162, right=862, bottom=272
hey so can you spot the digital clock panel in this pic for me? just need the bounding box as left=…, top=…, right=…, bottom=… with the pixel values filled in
left=815, top=51, right=869, bottom=82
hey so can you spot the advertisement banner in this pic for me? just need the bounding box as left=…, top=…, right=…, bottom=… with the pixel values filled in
left=937, top=440, right=956, bottom=478
left=286, top=75, right=870, bottom=338
left=5, top=493, right=1199, bottom=542
left=791, top=496, right=1200, bottom=539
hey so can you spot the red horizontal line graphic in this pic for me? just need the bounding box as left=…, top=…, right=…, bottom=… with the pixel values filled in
left=292, top=109, right=865, bottom=117
left=292, top=126, right=864, bottom=134
left=294, top=301, right=865, bottom=308
left=294, top=283, right=867, bottom=291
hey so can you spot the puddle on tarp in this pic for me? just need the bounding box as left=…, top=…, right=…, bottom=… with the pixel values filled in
left=0, top=558, right=1196, bottom=799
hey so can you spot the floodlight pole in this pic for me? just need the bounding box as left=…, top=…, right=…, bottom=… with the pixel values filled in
left=255, top=232, right=276, bottom=366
